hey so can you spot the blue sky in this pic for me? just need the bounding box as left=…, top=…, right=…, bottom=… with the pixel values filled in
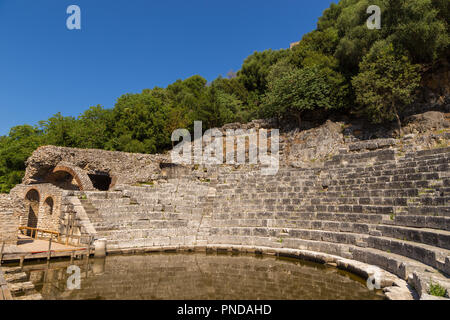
left=0, top=0, right=336, bottom=135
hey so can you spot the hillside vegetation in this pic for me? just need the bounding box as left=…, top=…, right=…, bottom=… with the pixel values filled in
left=1, top=0, right=449, bottom=193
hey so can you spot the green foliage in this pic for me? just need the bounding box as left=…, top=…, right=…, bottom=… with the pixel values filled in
left=316, top=0, right=449, bottom=70
left=351, top=43, right=421, bottom=126
left=428, top=281, right=447, bottom=297
left=107, top=91, right=171, bottom=153
left=238, top=49, right=290, bottom=97
left=264, top=63, right=334, bottom=124
left=387, top=0, right=450, bottom=63
left=0, top=0, right=448, bottom=193
left=0, top=125, right=44, bottom=193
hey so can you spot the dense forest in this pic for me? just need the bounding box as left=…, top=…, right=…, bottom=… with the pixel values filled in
left=1, top=0, right=449, bottom=193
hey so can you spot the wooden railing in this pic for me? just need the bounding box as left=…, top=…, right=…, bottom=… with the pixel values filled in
left=18, top=226, right=92, bottom=247
left=18, top=226, right=60, bottom=241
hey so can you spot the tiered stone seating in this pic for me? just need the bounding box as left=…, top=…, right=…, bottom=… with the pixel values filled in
left=78, top=146, right=450, bottom=298
left=204, top=147, right=450, bottom=295
left=82, top=180, right=212, bottom=249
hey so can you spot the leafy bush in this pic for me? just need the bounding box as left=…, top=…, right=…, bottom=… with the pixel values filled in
left=428, top=281, right=447, bottom=297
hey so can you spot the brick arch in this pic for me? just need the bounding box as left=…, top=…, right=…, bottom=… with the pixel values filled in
left=24, top=188, right=40, bottom=202
left=49, top=162, right=94, bottom=191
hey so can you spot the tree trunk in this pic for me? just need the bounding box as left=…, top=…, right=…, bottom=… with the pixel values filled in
left=393, top=103, right=402, bottom=137
left=295, top=112, right=302, bottom=128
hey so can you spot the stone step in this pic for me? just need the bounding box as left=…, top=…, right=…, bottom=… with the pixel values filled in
left=308, top=197, right=448, bottom=207
left=93, top=217, right=188, bottom=229
left=350, top=246, right=450, bottom=297
left=208, top=226, right=450, bottom=274
left=14, top=293, right=43, bottom=300
left=4, top=272, right=28, bottom=284
left=393, top=215, right=450, bottom=231
left=98, top=227, right=191, bottom=241
left=210, top=211, right=450, bottom=231
left=1, top=267, right=23, bottom=274
left=89, top=198, right=132, bottom=207
left=8, top=281, right=35, bottom=295
left=292, top=204, right=450, bottom=217
left=332, top=160, right=449, bottom=175
left=84, top=191, right=125, bottom=199
left=330, top=168, right=447, bottom=183
left=375, top=225, right=450, bottom=250
left=327, top=180, right=441, bottom=192
left=245, top=219, right=450, bottom=250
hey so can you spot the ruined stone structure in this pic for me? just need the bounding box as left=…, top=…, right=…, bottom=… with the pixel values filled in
left=1, top=112, right=449, bottom=299
left=23, top=146, right=169, bottom=189
left=0, top=194, right=17, bottom=245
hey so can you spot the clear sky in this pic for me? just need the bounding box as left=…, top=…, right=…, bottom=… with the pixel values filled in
left=0, top=0, right=336, bottom=135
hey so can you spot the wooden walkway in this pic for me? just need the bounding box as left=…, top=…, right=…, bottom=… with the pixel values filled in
left=1, top=236, right=90, bottom=264
left=0, top=268, right=13, bottom=300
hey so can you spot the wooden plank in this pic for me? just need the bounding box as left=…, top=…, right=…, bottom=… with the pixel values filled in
left=0, top=268, right=13, bottom=300
left=1, top=285, right=13, bottom=300
left=47, top=237, right=53, bottom=261
left=0, top=273, right=6, bottom=286
left=0, top=241, right=5, bottom=265
left=1, top=248, right=88, bottom=262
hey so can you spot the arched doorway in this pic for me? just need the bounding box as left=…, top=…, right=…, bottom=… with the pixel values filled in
left=46, top=170, right=81, bottom=190
left=25, top=189, right=40, bottom=235
left=43, top=197, right=54, bottom=216
left=88, top=173, right=112, bottom=191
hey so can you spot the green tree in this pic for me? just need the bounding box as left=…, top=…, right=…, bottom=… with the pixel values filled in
left=352, top=43, right=421, bottom=134
left=0, top=125, right=44, bottom=193
left=264, top=64, right=334, bottom=125
left=388, top=0, right=449, bottom=63
left=39, top=113, right=78, bottom=147
left=109, top=91, right=170, bottom=153
left=72, top=105, right=113, bottom=149
left=238, top=49, right=290, bottom=97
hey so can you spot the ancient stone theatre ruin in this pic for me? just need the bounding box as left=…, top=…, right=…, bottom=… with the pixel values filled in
left=0, top=115, right=449, bottom=300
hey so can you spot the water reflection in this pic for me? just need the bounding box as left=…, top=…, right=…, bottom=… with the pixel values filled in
left=20, top=253, right=385, bottom=300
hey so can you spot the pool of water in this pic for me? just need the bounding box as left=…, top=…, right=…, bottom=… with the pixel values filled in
left=21, top=252, right=385, bottom=300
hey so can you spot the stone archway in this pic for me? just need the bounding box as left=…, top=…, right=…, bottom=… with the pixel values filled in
left=25, top=189, right=40, bottom=235
left=47, top=169, right=80, bottom=190
left=45, top=162, right=94, bottom=191
left=43, top=197, right=54, bottom=216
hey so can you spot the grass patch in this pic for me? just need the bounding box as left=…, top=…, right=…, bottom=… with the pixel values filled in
left=428, top=281, right=447, bottom=298
left=434, top=140, right=449, bottom=149
left=134, top=181, right=154, bottom=187
left=418, top=188, right=435, bottom=196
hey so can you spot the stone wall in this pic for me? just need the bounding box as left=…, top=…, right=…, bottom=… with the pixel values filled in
left=0, top=194, right=17, bottom=244
left=10, top=184, right=64, bottom=234
left=23, top=146, right=170, bottom=188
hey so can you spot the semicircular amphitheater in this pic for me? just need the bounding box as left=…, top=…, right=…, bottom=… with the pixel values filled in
left=1, top=116, right=449, bottom=300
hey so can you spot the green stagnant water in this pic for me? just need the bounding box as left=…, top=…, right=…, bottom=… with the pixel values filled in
left=20, top=252, right=385, bottom=300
